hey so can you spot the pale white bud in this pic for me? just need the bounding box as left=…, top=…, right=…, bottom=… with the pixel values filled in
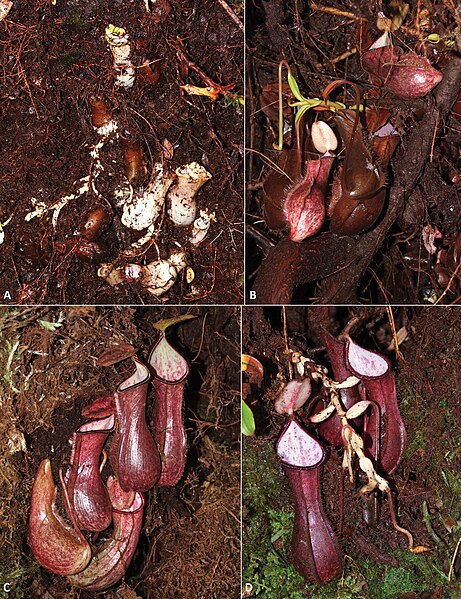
left=311, top=121, right=338, bottom=155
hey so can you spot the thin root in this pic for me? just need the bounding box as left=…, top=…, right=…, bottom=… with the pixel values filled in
left=386, top=488, right=431, bottom=554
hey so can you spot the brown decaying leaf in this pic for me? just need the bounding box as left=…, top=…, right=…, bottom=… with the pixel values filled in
left=138, top=60, right=162, bottom=88
left=242, top=354, right=264, bottom=385
left=97, top=344, right=137, bottom=367
left=180, top=84, right=221, bottom=100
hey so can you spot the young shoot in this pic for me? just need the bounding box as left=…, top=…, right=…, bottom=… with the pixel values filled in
left=274, top=61, right=347, bottom=152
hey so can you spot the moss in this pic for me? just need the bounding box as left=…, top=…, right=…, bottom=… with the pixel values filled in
left=243, top=502, right=306, bottom=598
left=399, top=377, right=461, bottom=504
left=0, top=561, right=41, bottom=599
left=243, top=440, right=285, bottom=513
left=440, top=469, right=461, bottom=516
left=310, top=572, right=369, bottom=598
left=397, top=378, right=428, bottom=428
left=243, top=440, right=307, bottom=597
left=379, top=563, right=421, bottom=597
left=379, top=550, right=459, bottom=598
left=396, top=366, right=461, bottom=594
left=65, top=9, right=91, bottom=28
left=245, top=551, right=306, bottom=599
left=59, top=50, right=82, bottom=68
left=404, top=429, right=426, bottom=459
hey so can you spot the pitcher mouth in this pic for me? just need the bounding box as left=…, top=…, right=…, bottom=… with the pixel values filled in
left=77, top=414, right=115, bottom=433
left=117, top=356, right=151, bottom=392
left=148, top=329, right=190, bottom=385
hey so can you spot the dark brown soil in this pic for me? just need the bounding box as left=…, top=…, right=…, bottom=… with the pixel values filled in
left=243, top=306, right=461, bottom=597
left=246, top=0, right=461, bottom=304
left=0, top=1, right=243, bottom=304
left=0, top=306, right=240, bottom=598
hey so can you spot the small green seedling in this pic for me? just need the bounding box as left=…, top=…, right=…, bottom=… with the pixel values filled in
left=274, top=60, right=347, bottom=151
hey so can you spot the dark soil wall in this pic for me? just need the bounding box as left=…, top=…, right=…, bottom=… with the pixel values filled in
left=0, top=1, right=243, bottom=304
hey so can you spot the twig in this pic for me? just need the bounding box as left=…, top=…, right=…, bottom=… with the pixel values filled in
left=173, top=39, right=235, bottom=95
left=433, top=261, right=461, bottom=305
left=386, top=305, right=403, bottom=362
left=282, top=307, right=292, bottom=380
left=310, top=2, right=366, bottom=21
left=422, top=500, right=445, bottom=548
left=191, top=313, right=207, bottom=363
left=245, top=148, right=294, bottom=180
left=369, top=267, right=391, bottom=304
left=246, top=224, right=274, bottom=253
left=429, top=111, right=439, bottom=162
left=17, top=60, right=38, bottom=116
left=216, top=0, right=243, bottom=32
left=448, top=535, right=461, bottom=582
left=331, top=48, right=357, bottom=64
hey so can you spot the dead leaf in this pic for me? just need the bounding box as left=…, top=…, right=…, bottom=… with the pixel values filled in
left=97, top=343, right=137, bottom=367
left=242, top=354, right=264, bottom=385
left=180, top=84, right=221, bottom=101
left=162, top=138, right=174, bottom=160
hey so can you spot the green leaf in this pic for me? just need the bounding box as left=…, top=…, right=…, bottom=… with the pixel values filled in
left=153, top=314, right=196, bottom=332
left=105, top=24, right=127, bottom=44
left=242, top=400, right=255, bottom=436
left=37, top=312, right=65, bottom=331
left=294, top=104, right=311, bottom=127
left=37, top=320, right=62, bottom=331
left=426, top=33, right=440, bottom=43
left=287, top=70, right=306, bottom=103
left=290, top=99, right=319, bottom=107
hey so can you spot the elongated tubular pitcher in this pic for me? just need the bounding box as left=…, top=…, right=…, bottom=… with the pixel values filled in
left=316, top=327, right=361, bottom=447
left=277, top=417, right=343, bottom=584
left=65, top=414, right=114, bottom=531
left=111, top=356, right=162, bottom=492
left=149, top=329, right=190, bottom=486
left=344, top=336, right=406, bottom=475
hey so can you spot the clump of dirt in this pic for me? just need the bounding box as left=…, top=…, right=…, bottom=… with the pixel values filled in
left=246, top=0, right=461, bottom=304
left=0, top=306, right=240, bottom=598
left=243, top=307, right=461, bottom=598
left=0, top=1, right=243, bottom=304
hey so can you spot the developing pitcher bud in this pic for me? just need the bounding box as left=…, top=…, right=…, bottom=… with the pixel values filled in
left=362, top=45, right=442, bottom=99
left=311, top=121, right=338, bottom=155
left=284, top=157, right=334, bottom=242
